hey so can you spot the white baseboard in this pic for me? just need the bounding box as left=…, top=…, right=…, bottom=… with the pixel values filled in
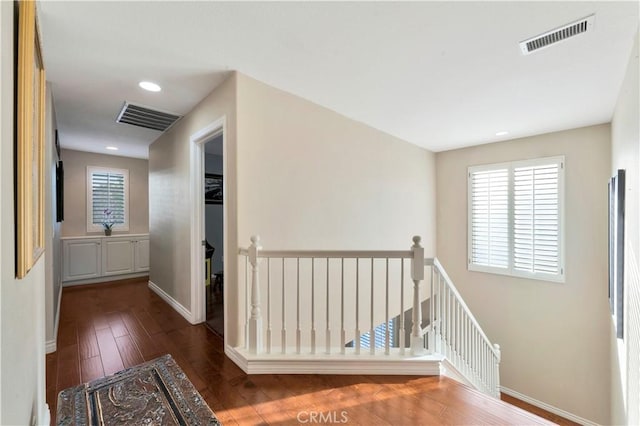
left=38, top=403, right=50, bottom=426
left=226, top=345, right=444, bottom=375
left=63, top=272, right=148, bottom=287
left=441, top=358, right=476, bottom=389
left=147, top=280, right=195, bottom=324
left=500, top=386, right=598, bottom=426
left=46, top=284, right=63, bottom=354
left=225, top=345, right=249, bottom=373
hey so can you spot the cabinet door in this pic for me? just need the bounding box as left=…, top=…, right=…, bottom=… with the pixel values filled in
left=135, top=238, right=150, bottom=272
left=102, top=238, right=135, bottom=276
left=63, top=239, right=102, bottom=281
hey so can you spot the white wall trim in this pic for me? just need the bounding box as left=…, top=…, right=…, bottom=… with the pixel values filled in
left=45, top=284, right=63, bottom=354
left=225, top=345, right=249, bottom=373
left=38, top=403, right=50, bottom=426
left=148, top=280, right=195, bottom=324
left=441, top=358, right=476, bottom=388
left=500, top=386, right=599, bottom=426
left=189, top=116, right=226, bottom=327
left=62, top=272, right=148, bottom=287
left=226, top=345, right=444, bottom=375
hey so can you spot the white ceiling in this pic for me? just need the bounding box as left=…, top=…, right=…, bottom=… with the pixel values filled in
left=38, top=1, right=639, bottom=159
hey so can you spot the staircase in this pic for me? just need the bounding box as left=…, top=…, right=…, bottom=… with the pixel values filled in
left=231, top=236, right=501, bottom=398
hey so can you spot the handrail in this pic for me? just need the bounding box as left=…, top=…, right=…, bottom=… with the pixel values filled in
left=237, top=235, right=501, bottom=398
left=431, top=257, right=500, bottom=359
left=239, top=248, right=413, bottom=259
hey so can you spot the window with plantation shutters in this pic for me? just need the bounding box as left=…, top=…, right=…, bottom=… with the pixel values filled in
left=469, top=167, right=509, bottom=269
left=468, top=156, right=564, bottom=282
left=87, top=167, right=129, bottom=232
left=360, top=319, right=396, bottom=349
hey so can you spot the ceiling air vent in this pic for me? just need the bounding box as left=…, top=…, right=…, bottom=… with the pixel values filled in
left=116, top=102, right=181, bottom=131
left=519, top=14, right=595, bottom=55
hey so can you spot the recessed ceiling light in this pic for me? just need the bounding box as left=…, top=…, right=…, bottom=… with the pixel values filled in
left=495, top=131, right=509, bottom=136
left=139, top=81, right=161, bottom=92
left=105, top=146, right=119, bottom=151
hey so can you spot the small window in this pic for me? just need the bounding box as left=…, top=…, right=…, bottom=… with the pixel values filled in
left=360, top=319, right=396, bottom=349
left=468, top=156, right=564, bottom=282
left=87, top=166, right=129, bottom=232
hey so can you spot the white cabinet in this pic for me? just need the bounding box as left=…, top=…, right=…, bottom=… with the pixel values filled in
left=102, top=237, right=135, bottom=276
left=102, top=237, right=149, bottom=275
left=63, top=238, right=102, bottom=281
left=134, top=237, right=149, bottom=272
left=62, top=234, right=149, bottom=283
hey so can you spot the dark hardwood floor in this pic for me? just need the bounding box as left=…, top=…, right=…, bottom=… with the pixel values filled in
left=47, top=278, right=571, bottom=425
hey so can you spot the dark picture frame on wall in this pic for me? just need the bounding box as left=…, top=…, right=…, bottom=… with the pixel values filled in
left=608, top=169, right=625, bottom=339
left=56, top=161, right=64, bottom=222
left=205, top=173, right=223, bottom=205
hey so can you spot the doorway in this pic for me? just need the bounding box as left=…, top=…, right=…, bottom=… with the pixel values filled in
left=203, top=134, right=224, bottom=336
left=189, top=116, right=226, bottom=340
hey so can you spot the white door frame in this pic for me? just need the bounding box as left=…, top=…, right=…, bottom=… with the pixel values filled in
left=189, top=116, right=226, bottom=326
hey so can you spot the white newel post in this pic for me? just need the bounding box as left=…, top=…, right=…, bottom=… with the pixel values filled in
left=493, top=343, right=501, bottom=397
left=248, top=236, right=263, bottom=354
left=410, top=236, right=426, bottom=356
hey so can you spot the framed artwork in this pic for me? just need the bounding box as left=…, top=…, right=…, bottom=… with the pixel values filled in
left=56, top=161, right=64, bottom=223
left=608, top=169, right=625, bottom=339
left=205, top=173, right=223, bottom=204
left=55, top=129, right=61, bottom=161
left=16, top=0, right=46, bottom=278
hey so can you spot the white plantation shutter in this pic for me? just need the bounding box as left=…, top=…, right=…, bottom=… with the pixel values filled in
left=87, top=167, right=129, bottom=232
left=360, top=320, right=395, bottom=349
left=470, top=168, right=509, bottom=269
left=468, top=157, right=564, bottom=282
left=513, top=162, right=560, bottom=275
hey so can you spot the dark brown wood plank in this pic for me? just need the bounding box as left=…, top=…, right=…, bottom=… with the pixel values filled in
left=106, top=311, right=129, bottom=338
left=95, top=327, right=124, bottom=375
left=77, top=322, right=100, bottom=360
left=56, top=344, right=80, bottom=391
left=115, top=335, right=144, bottom=368
left=134, top=310, right=163, bottom=335
left=80, top=355, right=105, bottom=383
left=57, top=320, right=78, bottom=348
left=120, top=309, right=164, bottom=359
left=92, top=312, right=110, bottom=331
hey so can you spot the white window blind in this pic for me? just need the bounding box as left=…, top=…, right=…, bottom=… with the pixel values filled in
left=468, top=157, right=564, bottom=282
left=513, top=163, right=560, bottom=275
left=360, top=319, right=395, bottom=349
left=87, top=167, right=129, bottom=232
left=470, top=167, right=509, bottom=269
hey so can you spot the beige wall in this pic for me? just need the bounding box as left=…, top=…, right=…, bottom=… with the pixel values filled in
left=236, top=73, right=435, bottom=253
left=148, top=71, right=436, bottom=348
left=61, top=149, right=149, bottom=236
left=436, top=124, right=611, bottom=424
left=149, top=72, right=240, bottom=343
left=610, top=31, right=639, bottom=426
left=236, top=74, right=436, bottom=346
left=0, top=1, right=48, bottom=423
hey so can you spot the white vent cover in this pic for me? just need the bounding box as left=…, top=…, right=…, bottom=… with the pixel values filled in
left=520, top=14, right=595, bottom=55
left=116, top=102, right=181, bottom=131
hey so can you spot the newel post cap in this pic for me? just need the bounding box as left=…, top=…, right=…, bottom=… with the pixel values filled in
left=249, top=235, right=261, bottom=266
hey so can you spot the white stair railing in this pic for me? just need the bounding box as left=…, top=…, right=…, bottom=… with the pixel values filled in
left=238, top=235, right=501, bottom=398
left=427, top=257, right=502, bottom=398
